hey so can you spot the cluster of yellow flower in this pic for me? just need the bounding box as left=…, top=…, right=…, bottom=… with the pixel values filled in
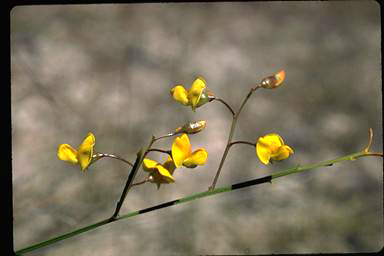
left=143, top=134, right=208, bottom=188
left=170, top=71, right=293, bottom=165
left=57, top=70, right=293, bottom=187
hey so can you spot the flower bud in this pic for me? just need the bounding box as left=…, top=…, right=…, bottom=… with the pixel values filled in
left=260, top=70, right=286, bottom=89
left=175, top=120, right=207, bottom=134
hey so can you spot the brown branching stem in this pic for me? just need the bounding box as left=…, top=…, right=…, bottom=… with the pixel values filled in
left=92, top=153, right=133, bottom=167
left=229, top=140, right=256, bottom=148
left=132, top=177, right=150, bottom=186
left=209, top=85, right=261, bottom=190
left=213, top=97, right=235, bottom=116
left=146, top=148, right=172, bottom=156
left=110, top=136, right=156, bottom=220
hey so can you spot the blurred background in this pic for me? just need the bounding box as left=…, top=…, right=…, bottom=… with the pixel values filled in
left=11, top=2, right=382, bottom=255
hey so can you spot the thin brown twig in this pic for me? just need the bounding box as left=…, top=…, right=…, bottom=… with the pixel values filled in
left=229, top=140, right=256, bottom=148
left=213, top=98, right=235, bottom=116
left=146, top=148, right=172, bottom=156
left=93, top=153, right=133, bottom=167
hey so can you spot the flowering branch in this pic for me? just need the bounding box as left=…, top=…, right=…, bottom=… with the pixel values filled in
left=209, top=85, right=262, bottom=190
left=208, top=70, right=287, bottom=190
left=17, top=139, right=382, bottom=254
left=45, top=71, right=379, bottom=256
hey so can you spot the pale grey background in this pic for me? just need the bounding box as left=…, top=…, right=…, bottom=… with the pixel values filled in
left=12, top=2, right=382, bottom=255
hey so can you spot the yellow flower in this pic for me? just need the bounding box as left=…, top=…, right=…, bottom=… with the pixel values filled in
left=256, top=133, right=293, bottom=165
left=170, top=85, right=189, bottom=106
left=142, top=157, right=176, bottom=188
left=57, top=132, right=95, bottom=171
left=171, top=133, right=208, bottom=168
left=170, top=76, right=211, bottom=111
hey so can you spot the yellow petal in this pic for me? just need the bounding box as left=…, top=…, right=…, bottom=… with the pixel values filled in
left=170, top=85, right=189, bottom=105
left=162, top=157, right=177, bottom=175
left=78, top=132, right=95, bottom=171
left=187, top=76, right=206, bottom=111
left=258, top=134, right=284, bottom=155
left=183, top=148, right=208, bottom=168
left=155, top=165, right=175, bottom=183
left=256, top=142, right=272, bottom=165
left=272, top=145, right=294, bottom=161
left=171, top=134, right=192, bottom=168
left=143, top=158, right=159, bottom=172
left=57, top=144, right=78, bottom=164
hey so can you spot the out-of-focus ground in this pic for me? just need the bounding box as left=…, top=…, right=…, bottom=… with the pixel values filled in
left=11, top=2, right=382, bottom=255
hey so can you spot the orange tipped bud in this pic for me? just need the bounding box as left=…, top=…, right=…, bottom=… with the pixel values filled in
left=261, top=70, right=286, bottom=89
left=175, top=120, right=207, bottom=134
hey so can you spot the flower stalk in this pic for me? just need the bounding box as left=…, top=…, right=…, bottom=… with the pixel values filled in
left=92, top=153, right=133, bottom=167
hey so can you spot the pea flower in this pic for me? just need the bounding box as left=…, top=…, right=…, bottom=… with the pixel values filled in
left=256, top=133, right=293, bottom=165
left=57, top=132, right=95, bottom=171
left=260, top=70, right=286, bottom=89
left=170, top=76, right=213, bottom=111
left=142, top=157, right=176, bottom=188
left=171, top=133, right=208, bottom=168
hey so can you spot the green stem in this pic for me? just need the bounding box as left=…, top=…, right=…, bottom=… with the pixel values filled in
left=270, top=151, right=377, bottom=180
left=110, top=136, right=156, bottom=220
left=15, top=218, right=113, bottom=255
left=15, top=150, right=382, bottom=255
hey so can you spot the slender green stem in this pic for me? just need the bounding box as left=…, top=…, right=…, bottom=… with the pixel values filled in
left=92, top=153, right=133, bottom=167
left=110, top=150, right=143, bottom=220
left=15, top=218, right=114, bottom=255
left=110, top=136, right=156, bottom=219
left=271, top=151, right=382, bottom=179
left=209, top=86, right=261, bottom=190
left=16, top=150, right=382, bottom=255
